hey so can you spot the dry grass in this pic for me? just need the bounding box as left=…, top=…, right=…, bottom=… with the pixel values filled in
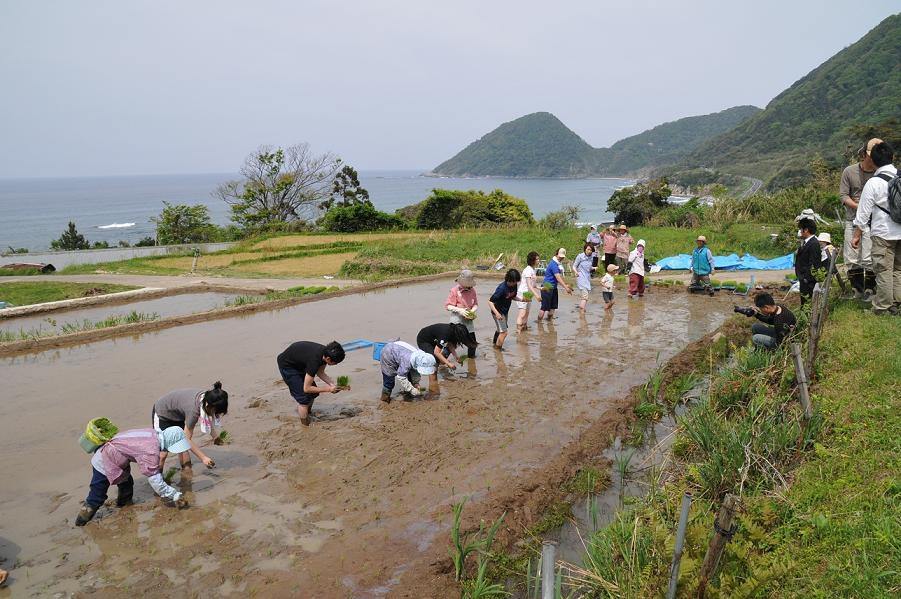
left=229, top=252, right=358, bottom=276
left=251, top=232, right=420, bottom=250
left=152, top=252, right=278, bottom=270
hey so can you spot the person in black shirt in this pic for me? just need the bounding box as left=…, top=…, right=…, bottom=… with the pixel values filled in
left=795, top=218, right=823, bottom=304
left=737, top=293, right=796, bottom=350
left=416, top=323, right=476, bottom=369
left=487, top=269, right=523, bottom=350
left=277, top=340, right=346, bottom=426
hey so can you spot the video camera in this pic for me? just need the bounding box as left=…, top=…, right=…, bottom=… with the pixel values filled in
left=733, top=305, right=756, bottom=317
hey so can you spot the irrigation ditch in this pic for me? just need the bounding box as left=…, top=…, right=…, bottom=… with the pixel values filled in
left=438, top=259, right=842, bottom=598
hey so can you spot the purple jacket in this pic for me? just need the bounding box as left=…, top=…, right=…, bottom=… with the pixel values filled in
left=95, top=428, right=162, bottom=484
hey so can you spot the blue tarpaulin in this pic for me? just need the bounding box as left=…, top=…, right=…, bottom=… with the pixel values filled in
left=656, top=252, right=794, bottom=271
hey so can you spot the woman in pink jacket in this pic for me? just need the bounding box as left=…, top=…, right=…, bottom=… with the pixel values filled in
left=75, top=426, right=209, bottom=526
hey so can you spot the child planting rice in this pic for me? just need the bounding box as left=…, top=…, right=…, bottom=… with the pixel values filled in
left=516, top=252, right=541, bottom=331
left=488, top=269, right=523, bottom=350
left=416, top=323, right=477, bottom=370
left=75, top=426, right=198, bottom=526
left=445, top=270, right=479, bottom=359
left=276, top=340, right=346, bottom=426
left=601, top=263, right=619, bottom=310
left=538, top=247, right=572, bottom=321
left=151, top=382, right=228, bottom=469
left=378, top=340, right=439, bottom=403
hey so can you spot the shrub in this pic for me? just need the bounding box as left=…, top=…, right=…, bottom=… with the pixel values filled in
left=649, top=198, right=708, bottom=228
left=606, top=179, right=671, bottom=226
left=538, top=205, right=580, bottom=230
left=319, top=202, right=408, bottom=232
left=415, top=189, right=534, bottom=229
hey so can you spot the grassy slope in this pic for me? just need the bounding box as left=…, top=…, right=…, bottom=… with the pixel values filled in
left=761, top=302, right=900, bottom=596
left=57, top=225, right=784, bottom=281
left=0, top=282, right=136, bottom=306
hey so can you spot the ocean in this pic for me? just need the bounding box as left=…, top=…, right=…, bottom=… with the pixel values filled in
left=0, top=170, right=629, bottom=251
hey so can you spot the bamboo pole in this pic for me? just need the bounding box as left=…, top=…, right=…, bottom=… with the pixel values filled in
left=667, top=493, right=693, bottom=599
left=541, top=541, right=556, bottom=599
left=791, top=343, right=813, bottom=420
left=696, top=494, right=738, bottom=598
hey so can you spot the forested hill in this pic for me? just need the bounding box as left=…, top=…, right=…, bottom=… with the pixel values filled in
left=431, top=112, right=599, bottom=178
left=430, top=107, right=761, bottom=178
left=683, top=13, right=901, bottom=189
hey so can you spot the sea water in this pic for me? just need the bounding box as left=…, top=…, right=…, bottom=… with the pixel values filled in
left=0, top=170, right=629, bottom=251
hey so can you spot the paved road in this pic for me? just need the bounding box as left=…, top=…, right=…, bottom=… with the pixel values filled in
left=740, top=176, right=764, bottom=198
left=0, top=273, right=361, bottom=290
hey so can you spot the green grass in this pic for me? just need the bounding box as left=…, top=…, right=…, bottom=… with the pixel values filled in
left=563, top=300, right=899, bottom=597
left=0, top=281, right=137, bottom=306
left=0, top=310, right=160, bottom=343
left=223, top=285, right=337, bottom=307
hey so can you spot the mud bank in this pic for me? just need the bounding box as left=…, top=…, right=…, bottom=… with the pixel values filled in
left=0, top=280, right=733, bottom=597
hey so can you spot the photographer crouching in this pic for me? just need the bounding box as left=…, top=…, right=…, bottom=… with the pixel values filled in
left=734, top=293, right=796, bottom=350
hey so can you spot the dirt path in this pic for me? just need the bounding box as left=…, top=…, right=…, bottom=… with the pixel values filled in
left=0, top=281, right=733, bottom=597
left=0, top=273, right=360, bottom=290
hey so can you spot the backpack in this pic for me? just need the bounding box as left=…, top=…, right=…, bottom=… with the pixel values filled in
left=875, top=172, right=901, bottom=224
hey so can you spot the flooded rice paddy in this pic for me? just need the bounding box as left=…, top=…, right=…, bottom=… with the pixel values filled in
left=0, top=279, right=732, bottom=597
left=0, top=292, right=243, bottom=336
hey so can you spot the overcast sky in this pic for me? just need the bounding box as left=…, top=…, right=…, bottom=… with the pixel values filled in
left=0, top=1, right=897, bottom=178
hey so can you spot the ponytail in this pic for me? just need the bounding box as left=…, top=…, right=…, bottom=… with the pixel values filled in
left=202, top=381, right=229, bottom=416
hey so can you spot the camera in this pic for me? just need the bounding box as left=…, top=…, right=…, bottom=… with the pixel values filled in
left=733, top=305, right=756, bottom=317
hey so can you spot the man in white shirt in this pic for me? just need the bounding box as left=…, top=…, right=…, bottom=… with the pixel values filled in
left=852, top=141, right=900, bottom=315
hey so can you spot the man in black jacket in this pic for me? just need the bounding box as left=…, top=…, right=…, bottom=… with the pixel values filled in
left=795, top=218, right=823, bottom=303
left=736, top=293, right=797, bottom=350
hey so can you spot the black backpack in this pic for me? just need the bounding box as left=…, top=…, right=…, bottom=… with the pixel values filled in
left=875, top=172, right=901, bottom=224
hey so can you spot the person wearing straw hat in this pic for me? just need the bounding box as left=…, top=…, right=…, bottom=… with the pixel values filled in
left=75, top=426, right=199, bottom=526
left=690, top=235, right=715, bottom=295
left=379, top=341, right=438, bottom=403
left=445, top=269, right=479, bottom=359
left=615, top=224, right=634, bottom=272
left=817, top=232, right=837, bottom=265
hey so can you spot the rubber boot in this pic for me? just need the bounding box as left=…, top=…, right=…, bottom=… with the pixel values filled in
left=380, top=388, right=392, bottom=404
left=116, top=488, right=134, bottom=507
left=75, top=504, right=99, bottom=526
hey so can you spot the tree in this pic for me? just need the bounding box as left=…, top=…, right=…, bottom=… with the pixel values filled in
left=151, top=202, right=214, bottom=245
left=135, top=236, right=156, bottom=247
left=414, top=189, right=534, bottom=229
left=538, top=205, right=581, bottom=230
left=216, top=144, right=340, bottom=230
left=320, top=203, right=408, bottom=232
left=51, top=222, right=91, bottom=250
left=606, top=179, right=672, bottom=226
left=321, top=165, right=370, bottom=211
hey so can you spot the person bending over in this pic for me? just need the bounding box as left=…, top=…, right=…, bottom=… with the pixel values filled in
left=416, top=322, right=477, bottom=369
left=151, top=382, right=228, bottom=469
left=277, top=340, right=346, bottom=426
left=735, top=293, right=796, bottom=350
left=379, top=341, right=438, bottom=403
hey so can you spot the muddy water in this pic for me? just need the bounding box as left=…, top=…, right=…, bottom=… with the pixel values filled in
left=0, top=280, right=731, bottom=597
left=0, top=292, right=243, bottom=336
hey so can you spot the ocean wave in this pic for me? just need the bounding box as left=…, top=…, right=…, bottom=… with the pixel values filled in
left=97, top=222, right=136, bottom=229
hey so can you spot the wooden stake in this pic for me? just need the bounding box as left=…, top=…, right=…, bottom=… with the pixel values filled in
left=696, top=494, right=738, bottom=598
left=791, top=343, right=813, bottom=420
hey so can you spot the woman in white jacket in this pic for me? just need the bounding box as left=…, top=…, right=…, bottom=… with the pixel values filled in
left=628, top=239, right=648, bottom=298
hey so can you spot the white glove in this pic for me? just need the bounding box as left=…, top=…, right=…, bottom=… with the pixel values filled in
left=148, top=473, right=182, bottom=501
left=395, top=375, right=420, bottom=396
left=448, top=305, right=468, bottom=316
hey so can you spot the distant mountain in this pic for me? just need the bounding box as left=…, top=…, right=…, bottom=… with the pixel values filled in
left=431, top=107, right=761, bottom=178
left=684, top=13, right=901, bottom=188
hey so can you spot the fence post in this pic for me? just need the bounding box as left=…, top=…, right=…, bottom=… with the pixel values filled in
left=666, top=493, right=693, bottom=599
left=697, top=494, right=738, bottom=598
left=806, top=285, right=825, bottom=375
left=790, top=343, right=813, bottom=420
left=541, top=541, right=557, bottom=599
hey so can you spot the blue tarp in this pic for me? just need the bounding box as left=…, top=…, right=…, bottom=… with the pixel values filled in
left=656, top=252, right=794, bottom=271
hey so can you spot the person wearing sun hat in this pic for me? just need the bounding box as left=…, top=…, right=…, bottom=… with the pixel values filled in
left=615, top=224, right=634, bottom=272
left=817, top=232, right=837, bottom=264
left=690, top=235, right=715, bottom=294
left=445, top=269, right=479, bottom=359
left=75, top=426, right=199, bottom=526
left=627, top=239, right=649, bottom=298
left=378, top=341, right=438, bottom=403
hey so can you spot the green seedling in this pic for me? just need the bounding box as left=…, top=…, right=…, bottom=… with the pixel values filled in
left=218, top=430, right=232, bottom=444
left=522, top=291, right=534, bottom=301
left=91, top=418, right=119, bottom=441
left=163, top=467, right=178, bottom=484
left=541, top=282, right=553, bottom=292
left=464, top=309, right=476, bottom=320
left=336, top=375, right=350, bottom=388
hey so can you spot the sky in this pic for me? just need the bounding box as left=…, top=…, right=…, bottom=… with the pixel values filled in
left=0, top=0, right=898, bottom=178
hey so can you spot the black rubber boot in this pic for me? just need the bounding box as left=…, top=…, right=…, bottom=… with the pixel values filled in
left=116, top=488, right=133, bottom=507
left=75, top=504, right=99, bottom=526
left=380, top=389, right=392, bottom=404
